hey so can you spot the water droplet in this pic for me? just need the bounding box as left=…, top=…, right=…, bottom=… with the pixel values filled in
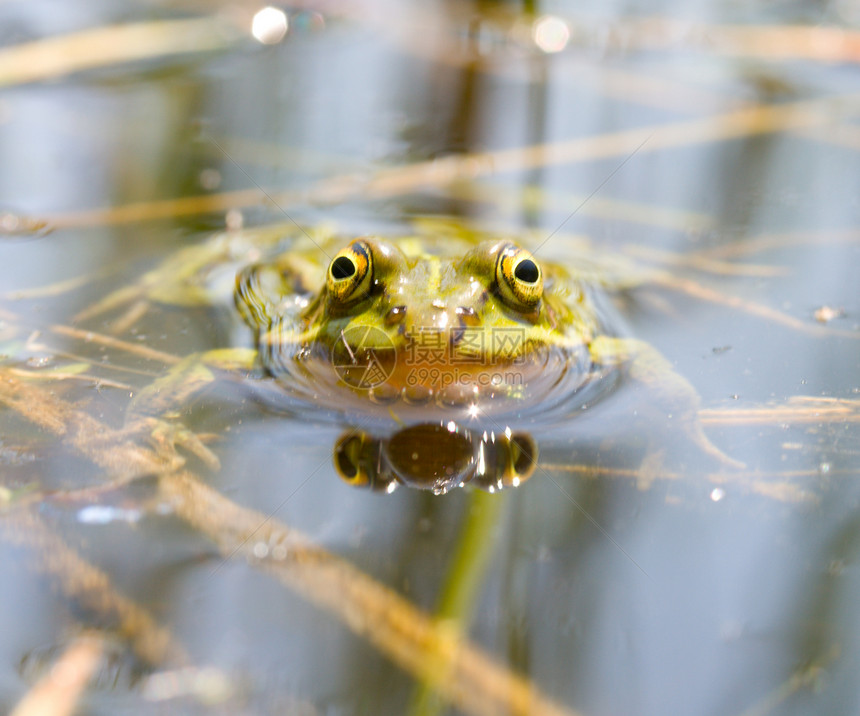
left=271, top=544, right=287, bottom=561
left=710, top=488, right=726, bottom=502
left=77, top=505, right=142, bottom=525
left=819, top=462, right=831, bottom=475
left=225, top=209, right=243, bottom=230
left=814, top=305, right=845, bottom=323
left=251, top=6, right=288, bottom=44
left=198, top=168, right=221, bottom=190
left=292, top=11, right=325, bottom=33
left=533, top=15, right=571, bottom=53
left=252, top=542, right=269, bottom=559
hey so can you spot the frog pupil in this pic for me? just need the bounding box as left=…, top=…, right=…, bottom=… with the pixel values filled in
left=514, top=259, right=539, bottom=283
left=331, top=256, right=356, bottom=280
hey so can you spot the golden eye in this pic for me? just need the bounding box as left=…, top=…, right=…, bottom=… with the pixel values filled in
left=334, top=432, right=397, bottom=492
left=326, top=241, right=372, bottom=303
left=499, top=433, right=537, bottom=488
left=495, top=244, right=543, bottom=308
left=334, top=434, right=373, bottom=487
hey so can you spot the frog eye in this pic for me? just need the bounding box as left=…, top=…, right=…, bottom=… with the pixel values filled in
left=334, top=434, right=373, bottom=487
left=334, top=433, right=396, bottom=492
left=500, top=433, right=537, bottom=488
left=326, top=241, right=373, bottom=303
left=495, top=244, right=543, bottom=308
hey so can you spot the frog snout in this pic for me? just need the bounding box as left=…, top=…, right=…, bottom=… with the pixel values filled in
left=408, top=302, right=457, bottom=334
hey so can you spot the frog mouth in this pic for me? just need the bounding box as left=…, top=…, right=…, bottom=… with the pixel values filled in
left=259, top=326, right=605, bottom=431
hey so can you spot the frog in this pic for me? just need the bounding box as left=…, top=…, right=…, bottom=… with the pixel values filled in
left=125, top=227, right=743, bottom=489
left=233, top=233, right=599, bottom=419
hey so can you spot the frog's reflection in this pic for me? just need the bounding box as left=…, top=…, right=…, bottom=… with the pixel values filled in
left=333, top=422, right=537, bottom=494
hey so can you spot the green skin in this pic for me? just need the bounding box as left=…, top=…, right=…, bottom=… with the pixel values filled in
left=130, top=234, right=743, bottom=473
left=236, top=236, right=597, bottom=359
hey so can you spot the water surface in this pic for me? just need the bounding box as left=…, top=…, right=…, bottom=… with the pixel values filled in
left=0, top=2, right=858, bottom=715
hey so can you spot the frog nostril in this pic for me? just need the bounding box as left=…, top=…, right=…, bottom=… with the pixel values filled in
left=455, top=306, right=481, bottom=327
left=385, top=305, right=407, bottom=326
left=451, top=306, right=481, bottom=346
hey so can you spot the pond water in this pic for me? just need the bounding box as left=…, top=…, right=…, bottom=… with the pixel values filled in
left=0, top=2, right=859, bottom=715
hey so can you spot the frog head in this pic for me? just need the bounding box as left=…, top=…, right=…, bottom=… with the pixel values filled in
left=319, top=236, right=561, bottom=352
left=236, top=236, right=596, bottom=414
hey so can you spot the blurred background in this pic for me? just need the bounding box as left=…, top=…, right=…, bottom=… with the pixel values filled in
left=0, top=2, right=859, bottom=715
